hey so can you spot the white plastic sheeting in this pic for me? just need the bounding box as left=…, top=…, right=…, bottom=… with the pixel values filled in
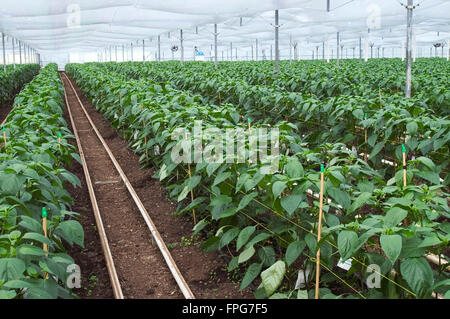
left=0, top=0, right=449, bottom=63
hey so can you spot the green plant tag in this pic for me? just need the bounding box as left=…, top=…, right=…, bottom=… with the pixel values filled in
left=364, top=113, right=367, bottom=119
left=42, top=207, right=48, bottom=218
left=402, top=144, right=406, bottom=153
left=320, top=164, right=324, bottom=173
left=58, top=132, right=62, bottom=138
left=248, top=118, right=251, bottom=123
left=1, top=126, right=4, bottom=132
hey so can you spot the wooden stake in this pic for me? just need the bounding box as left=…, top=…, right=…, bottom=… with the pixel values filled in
left=315, top=164, right=325, bottom=299
left=185, top=130, right=197, bottom=225
left=42, top=207, right=49, bottom=280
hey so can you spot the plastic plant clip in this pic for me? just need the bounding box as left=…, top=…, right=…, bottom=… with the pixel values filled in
left=315, top=163, right=325, bottom=299
left=58, top=132, right=62, bottom=149
left=248, top=118, right=251, bottom=130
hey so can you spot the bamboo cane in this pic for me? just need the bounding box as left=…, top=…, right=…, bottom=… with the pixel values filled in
left=185, top=130, right=196, bottom=225
left=42, top=207, right=49, bottom=280
left=315, top=164, right=325, bottom=299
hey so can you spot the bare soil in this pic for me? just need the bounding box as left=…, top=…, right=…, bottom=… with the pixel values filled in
left=0, top=102, right=13, bottom=123
left=62, top=73, right=252, bottom=299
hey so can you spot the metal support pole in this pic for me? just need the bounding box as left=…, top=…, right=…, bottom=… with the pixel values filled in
left=12, top=38, right=16, bottom=69
left=230, top=42, right=233, bottom=61
left=19, top=41, right=22, bottom=64
left=180, top=29, right=184, bottom=65
left=336, top=32, right=340, bottom=64
left=289, top=34, right=292, bottom=64
left=270, top=44, right=273, bottom=60
left=122, top=45, right=125, bottom=61
left=447, top=39, right=450, bottom=61
left=256, top=38, right=259, bottom=61
left=274, top=9, right=279, bottom=75
left=405, top=0, right=413, bottom=98
left=322, top=41, right=325, bottom=60
left=143, top=40, right=145, bottom=61
left=115, top=46, right=118, bottom=62
left=359, top=36, right=362, bottom=60
left=158, top=35, right=161, bottom=62
left=251, top=44, right=254, bottom=60
left=131, top=43, right=134, bottom=61
left=2, top=33, right=6, bottom=72
left=214, top=24, right=218, bottom=69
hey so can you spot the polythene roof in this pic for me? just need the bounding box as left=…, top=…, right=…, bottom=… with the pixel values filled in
left=0, top=0, right=449, bottom=61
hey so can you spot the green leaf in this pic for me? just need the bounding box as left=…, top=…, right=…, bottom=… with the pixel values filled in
left=240, top=263, right=262, bottom=291
left=272, top=181, right=287, bottom=199
left=297, top=290, right=308, bottom=299
left=55, top=220, right=84, bottom=247
left=22, top=232, right=53, bottom=247
left=17, top=245, right=47, bottom=257
left=219, top=227, right=239, bottom=249
left=285, top=157, right=304, bottom=179
left=337, top=231, right=358, bottom=260
left=261, top=260, right=286, bottom=297
left=285, top=240, right=306, bottom=266
left=238, top=246, right=256, bottom=264
left=213, top=171, right=232, bottom=187
left=349, top=192, right=371, bottom=213
left=327, top=187, right=351, bottom=210
left=177, top=186, right=190, bottom=202
left=380, top=234, right=402, bottom=265
left=0, top=290, right=16, bottom=299
left=416, top=157, right=435, bottom=170
left=400, top=257, right=434, bottom=297
left=369, top=142, right=385, bottom=160
left=210, top=195, right=232, bottom=207
left=192, top=219, right=208, bottom=235
left=237, top=192, right=258, bottom=211
left=236, top=226, right=256, bottom=251
left=280, top=195, right=303, bottom=215
left=0, top=173, right=21, bottom=194
left=406, top=122, right=418, bottom=135
left=0, top=258, right=26, bottom=282
left=384, top=207, right=408, bottom=228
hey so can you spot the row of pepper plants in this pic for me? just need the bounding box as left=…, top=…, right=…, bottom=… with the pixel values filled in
left=0, top=64, right=41, bottom=105
left=104, top=61, right=449, bottom=186
left=66, top=62, right=449, bottom=299
left=0, top=64, right=84, bottom=299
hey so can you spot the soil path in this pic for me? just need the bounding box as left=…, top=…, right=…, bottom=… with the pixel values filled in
left=62, top=73, right=252, bottom=299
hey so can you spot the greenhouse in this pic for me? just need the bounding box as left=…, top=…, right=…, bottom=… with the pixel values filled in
left=0, top=0, right=449, bottom=303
